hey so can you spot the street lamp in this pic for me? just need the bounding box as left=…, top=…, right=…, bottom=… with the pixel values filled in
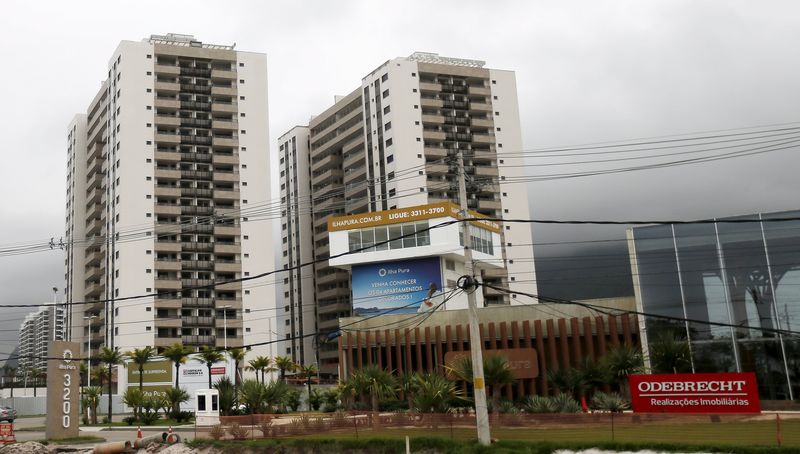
left=52, top=287, right=59, bottom=341
left=222, top=305, right=232, bottom=350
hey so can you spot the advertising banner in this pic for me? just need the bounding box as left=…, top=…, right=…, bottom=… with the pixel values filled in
left=127, top=360, right=173, bottom=384
left=629, top=372, right=760, bottom=413
left=352, top=257, right=443, bottom=315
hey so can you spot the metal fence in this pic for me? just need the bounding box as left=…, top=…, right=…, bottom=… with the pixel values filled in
left=192, top=412, right=799, bottom=448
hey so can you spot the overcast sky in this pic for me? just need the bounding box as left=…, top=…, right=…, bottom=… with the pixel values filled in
left=0, top=0, right=798, bottom=345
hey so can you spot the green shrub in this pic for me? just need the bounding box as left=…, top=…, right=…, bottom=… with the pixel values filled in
left=523, top=395, right=557, bottom=413
left=590, top=391, right=630, bottom=412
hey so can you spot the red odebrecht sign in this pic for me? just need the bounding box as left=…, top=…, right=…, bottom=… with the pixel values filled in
left=629, top=372, right=760, bottom=413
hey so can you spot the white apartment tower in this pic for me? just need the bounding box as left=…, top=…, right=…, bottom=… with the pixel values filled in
left=65, top=34, right=275, bottom=361
left=279, top=52, right=537, bottom=375
left=18, top=305, right=67, bottom=372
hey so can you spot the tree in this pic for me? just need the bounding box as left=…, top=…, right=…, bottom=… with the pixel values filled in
left=125, top=346, right=156, bottom=391
left=296, top=363, right=318, bottom=406
left=413, top=373, right=460, bottom=413
left=197, top=346, right=224, bottom=389
left=83, top=386, right=102, bottom=424
left=398, top=373, right=421, bottom=411
left=336, top=378, right=356, bottom=410
left=447, top=354, right=515, bottom=412
left=214, top=376, right=235, bottom=415
left=351, top=365, right=397, bottom=413
left=603, top=344, right=644, bottom=398
left=3, top=366, right=15, bottom=399
left=162, top=343, right=192, bottom=388
left=274, top=356, right=296, bottom=382
left=227, top=348, right=246, bottom=407
left=246, top=356, right=273, bottom=384
left=97, top=346, right=124, bottom=423
left=238, top=379, right=267, bottom=414
left=649, top=334, right=693, bottom=374
left=164, top=386, right=190, bottom=418
left=28, top=368, right=45, bottom=397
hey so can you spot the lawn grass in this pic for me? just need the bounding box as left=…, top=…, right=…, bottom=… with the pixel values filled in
left=191, top=436, right=800, bottom=454
left=280, top=419, right=800, bottom=448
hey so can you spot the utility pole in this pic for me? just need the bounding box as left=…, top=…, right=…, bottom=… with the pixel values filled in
left=455, top=146, right=491, bottom=446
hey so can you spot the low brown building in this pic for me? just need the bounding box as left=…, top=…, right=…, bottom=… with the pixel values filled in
left=338, top=297, right=639, bottom=399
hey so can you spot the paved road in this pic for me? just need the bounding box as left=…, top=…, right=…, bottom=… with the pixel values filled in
left=10, top=416, right=195, bottom=445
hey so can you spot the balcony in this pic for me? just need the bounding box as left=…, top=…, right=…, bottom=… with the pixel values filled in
left=212, top=153, right=238, bottom=165
left=211, top=119, right=237, bottom=131
left=421, top=114, right=445, bottom=125
left=181, top=84, right=211, bottom=94
left=85, top=218, right=103, bottom=236
left=213, top=189, right=240, bottom=202
left=155, top=318, right=182, bottom=328
left=85, top=265, right=103, bottom=281
left=182, top=335, right=215, bottom=345
left=180, top=101, right=211, bottom=111
left=214, top=243, right=240, bottom=254
left=422, top=130, right=446, bottom=141
left=184, top=316, right=214, bottom=326
left=426, top=163, right=450, bottom=175
left=155, top=64, right=180, bottom=75
left=155, top=81, right=179, bottom=92
left=85, top=281, right=104, bottom=298
left=180, top=205, right=214, bottom=216
left=154, top=133, right=180, bottom=145
left=212, top=136, right=238, bottom=147
left=317, top=287, right=349, bottom=300
left=180, top=135, right=213, bottom=145
left=214, top=224, right=241, bottom=236
left=214, top=261, right=241, bottom=273
left=154, top=259, right=181, bottom=271
left=181, top=259, right=213, bottom=270
left=155, top=151, right=180, bottom=162
left=154, top=98, right=180, bottom=109
left=211, top=103, right=237, bottom=114
left=343, top=165, right=366, bottom=183
left=421, top=98, right=444, bottom=108
left=180, top=187, right=213, bottom=198
left=471, top=118, right=494, bottom=128
left=215, top=317, right=243, bottom=329
left=181, top=170, right=212, bottom=180
left=154, top=297, right=182, bottom=309
left=215, top=280, right=241, bottom=291
left=211, top=68, right=236, bottom=80
left=472, top=134, right=494, bottom=145
left=155, top=168, right=181, bottom=180
left=154, top=240, right=181, bottom=252
left=84, top=247, right=103, bottom=266
left=311, top=168, right=343, bottom=186
left=211, top=86, right=236, bottom=96
left=477, top=199, right=502, bottom=210
left=155, top=204, right=181, bottom=216
left=474, top=166, right=499, bottom=177
left=154, top=186, right=181, bottom=198
left=181, top=242, right=213, bottom=252
left=469, top=102, right=492, bottom=112
left=419, top=82, right=442, bottom=92
left=468, top=86, right=491, bottom=96
left=424, top=147, right=448, bottom=159
left=182, top=297, right=214, bottom=308
left=181, top=152, right=212, bottom=163
left=212, top=171, right=239, bottom=183
left=154, top=278, right=181, bottom=290
left=216, top=337, right=243, bottom=348
left=180, top=67, right=211, bottom=78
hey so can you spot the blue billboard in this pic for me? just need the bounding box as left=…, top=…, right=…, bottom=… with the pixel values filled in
left=352, top=257, right=443, bottom=315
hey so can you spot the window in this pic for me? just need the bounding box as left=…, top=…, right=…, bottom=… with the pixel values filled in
left=384, top=121, right=391, bottom=131
left=385, top=139, right=393, bottom=148
left=459, top=225, right=495, bottom=255
left=492, top=80, right=496, bottom=84
left=495, top=111, right=500, bottom=116
left=146, top=54, right=152, bottom=59
left=381, top=73, right=388, bottom=82
left=383, top=105, right=391, bottom=114
left=239, top=79, right=245, bottom=84
left=416, top=137, right=421, bottom=142
left=413, top=105, right=419, bottom=109
left=240, top=96, right=245, bottom=100
left=412, top=88, right=417, bottom=93
left=412, top=72, right=416, bottom=77
left=382, top=89, right=389, bottom=98
left=348, top=221, right=430, bottom=253
left=239, top=62, right=245, bottom=67
left=445, top=260, right=456, bottom=271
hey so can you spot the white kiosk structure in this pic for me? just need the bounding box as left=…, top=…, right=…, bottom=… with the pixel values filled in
left=195, top=389, right=220, bottom=426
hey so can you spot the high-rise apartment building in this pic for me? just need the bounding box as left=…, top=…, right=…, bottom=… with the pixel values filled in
left=18, top=305, right=66, bottom=372
left=65, top=34, right=275, bottom=360
left=279, top=52, right=537, bottom=375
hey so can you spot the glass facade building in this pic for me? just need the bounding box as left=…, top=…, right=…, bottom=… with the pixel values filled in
left=628, top=210, right=800, bottom=400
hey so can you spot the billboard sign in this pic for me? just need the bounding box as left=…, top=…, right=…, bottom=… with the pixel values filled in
left=127, top=360, right=173, bottom=384
left=629, top=372, right=760, bottom=413
left=352, top=257, right=443, bottom=315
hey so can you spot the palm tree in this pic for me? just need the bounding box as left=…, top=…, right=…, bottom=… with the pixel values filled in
left=337, top=378, right=357, bottom=410
left=164, top=386, right=190, bottom=418
left=413, top=373, right=461, bottom=413
left=28, top=368, right=45, bottom=397
left=246, top=356, right=273, bottom=384
left=97, top=346, right=124, bottom=423
left=227, top=348, right=246, bottom=405
left=398, top=372, right=421, bottom=411
left=162, top=343, right=192, bottom=388
left=197, top=346, right=224, bottom=389
left=238, top=379, right=267, bottom=414
left=603, top=344, right=644, bottom=398
left=83, top=386, right=102, bottom=424
left=351, top=365, right=397, bottom=412
left=649, top=334, right=692, bottom=374
left=125, top=346, right=156, bottom=391
left=274, top=355, right=296, bottom=382
left=296, top=363, right=318, bottom=406
left=448, top=355, right=515, bottom=412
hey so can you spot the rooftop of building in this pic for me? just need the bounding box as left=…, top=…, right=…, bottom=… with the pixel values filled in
left=145, top=33, right=235, bottom=50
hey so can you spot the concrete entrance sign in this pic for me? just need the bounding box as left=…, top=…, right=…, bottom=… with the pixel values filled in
left=46, top=341, right=80, bottom=439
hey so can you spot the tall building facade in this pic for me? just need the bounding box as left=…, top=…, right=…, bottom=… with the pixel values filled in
left=279, top=52, right=537, bottom=375
left=18, top=305, right=66, bottom=372
left=65, top=34, right=275, bottom=360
